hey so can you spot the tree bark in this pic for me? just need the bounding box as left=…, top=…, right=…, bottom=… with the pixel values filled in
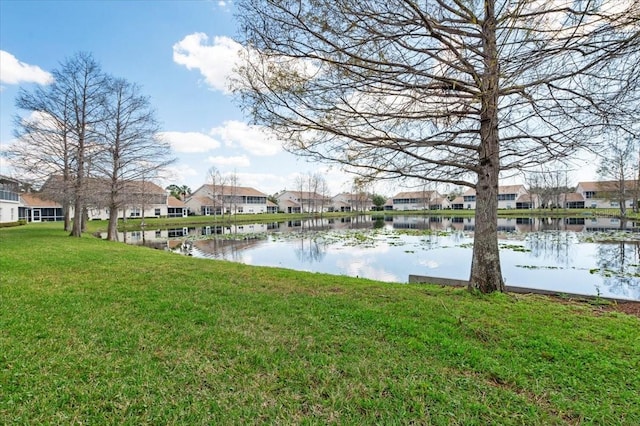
left=469, top=0, right=504, bottom=293
left=470, top=167, right=504, bottom=293
left=107, top=202, right=119, bottom=241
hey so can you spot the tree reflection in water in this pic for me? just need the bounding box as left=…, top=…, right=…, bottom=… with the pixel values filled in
left=596, top=241, right=640, bottom=300
left=525, top=231, right=576, bottom=266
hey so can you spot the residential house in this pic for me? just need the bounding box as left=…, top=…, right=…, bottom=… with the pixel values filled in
left=167, top=196, right=188, bottom=218
left=0, top=175, right=21, bottom=223
left=390, top=190, right=449, bottom=210
left=330, top=193, right=373, bottom=212
left=39, top=176, right=176, bottom=220
left=275, top=190, right=331, bottom=213
left=450, top=185, right=528, bottom=210
left=19, top=193, right=64, bottom=222
left=563, top=193, right=585, bottom=209
left=575, top=181, right=639, bottom=209
left=186, top=184, right=270, bottom=215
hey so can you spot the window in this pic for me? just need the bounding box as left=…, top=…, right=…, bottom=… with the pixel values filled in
left=130, top=208, right=141, bottom=217
left=246, top=196, right=266, bottom=204
left=154, top=208, right=161, bottom=217
left=497, top=193, right=516, bottom=201
left=463, top=195, right=476, bottom=202
left=585, top=191, right=596, bottom=199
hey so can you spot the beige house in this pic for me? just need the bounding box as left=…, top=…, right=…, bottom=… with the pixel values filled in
left=19, top=193, right=64, bottom=222
left=575, top=181, right=639, bottom=209
left=38, top=176, right=182, bottom=220
left=185, top=184, right=269, bottom=215
left=330, top=192, right=373, bottom=212
left=275, top=190, right=331, bottom=213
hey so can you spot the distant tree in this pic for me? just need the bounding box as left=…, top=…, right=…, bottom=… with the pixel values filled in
left=351, top=177, right=371, bottom=212
left=166, top=184, right=182, bottom=199
left=597, top=133, right=639, bottom=217
left=235, top=0, right=640, bottom=293
left=294, top=174, right=306, bottom=213
left=526, top=166, right=571, bottom=210
left=371, top=194, right=386, bottom=211
left=446, top=187, right=464, bottom=202
left=206, top=166, right=226, bottom=216
left=178, top=185, right=191, bottom=200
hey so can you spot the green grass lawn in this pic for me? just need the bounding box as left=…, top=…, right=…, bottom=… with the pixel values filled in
left=1, top=223, right=639, bottom=424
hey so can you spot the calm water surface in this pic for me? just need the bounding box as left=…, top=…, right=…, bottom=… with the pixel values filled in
left=110, top=215, right=640, bottom=301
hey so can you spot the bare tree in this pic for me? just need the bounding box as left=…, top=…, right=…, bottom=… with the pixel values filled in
left=526, top=166, right=571, bottom=210
left=294, top=174, right=306, bottom=213
left=11, top=52, right=110, bottom=236
left=206, top=166, right=226, bottom=216
left=234, top=0, right=640, bottom=292
left=227, top=170, right=240, bottom=214
left=597, top=133, right=639, bottom=217
left=9, top=99, right=75, bottom=230
left=94, top=78, right=174, bottom=241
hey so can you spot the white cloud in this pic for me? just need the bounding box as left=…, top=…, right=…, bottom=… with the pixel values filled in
left=206, top=155, right=251, bottom=168
left=157, top=163, right=199, bottom=188
left=173, top=33, right=241, bottom=94
left=159, top=131, right=221, bottom=153
left=211, top=120, right=281, bottom=156
left=0, top=51, right=53, bottom=86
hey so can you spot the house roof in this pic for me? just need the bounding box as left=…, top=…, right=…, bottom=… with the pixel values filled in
left=499, top=184, right=526, bottom=194
left=20, top=193, right=62, bottom=208
left=188, top=195, right=221, bottom=207
left=392, top=190, right=439, bottom=199
left=198, top=184, right=267, bottom=197
left=462, top=185, right=526, bottom=196
left=167, top=196, right=186, bottom=207
left=577, top=180, right=639, bottom=192
left=278, top=190, right=330, bottom=200
left=432, top=197, right=449, bottom=205
left=564, top=193, right=584, bottom=202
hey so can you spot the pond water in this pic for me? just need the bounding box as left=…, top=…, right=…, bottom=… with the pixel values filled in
left=107, top=215, right=640, bottom=301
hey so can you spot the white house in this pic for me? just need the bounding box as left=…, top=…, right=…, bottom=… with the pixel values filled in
left=450, top=185, right=528, bottom=210
left=186, top=184, right=269, bottom=215
left=390, top=190, right=449, bottom=210
left=0, top=176, right=21, bottom=224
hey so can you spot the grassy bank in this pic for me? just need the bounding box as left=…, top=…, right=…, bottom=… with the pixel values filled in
left=1, top=224, right=639, bottom=424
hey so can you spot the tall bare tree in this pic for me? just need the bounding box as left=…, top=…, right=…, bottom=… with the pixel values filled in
left=10, top=94, right=75, bottom=230
left=234, top=0, right=640, bottom=292
left=12, top=52, right=109, bottom=236
left=94, top=78, right=174, bottom=241
left=206, top=166, right=226, bottom=216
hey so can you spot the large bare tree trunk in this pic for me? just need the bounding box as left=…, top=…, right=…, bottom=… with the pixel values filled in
left=470, top=168, right=504, bottom=293
left=469, top=0, right=504, bottom=293
left=107, top=203, right=119, bottom=241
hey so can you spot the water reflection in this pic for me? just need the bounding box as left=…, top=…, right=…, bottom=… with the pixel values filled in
left=104, top=215, right=640, bottom=301
left=596, top=242, right=640, bottom=300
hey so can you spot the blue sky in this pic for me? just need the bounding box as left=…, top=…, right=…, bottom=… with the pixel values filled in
left=0, top=0, right=359, bottom=195
left=0, top=0, right=599, bottom=196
